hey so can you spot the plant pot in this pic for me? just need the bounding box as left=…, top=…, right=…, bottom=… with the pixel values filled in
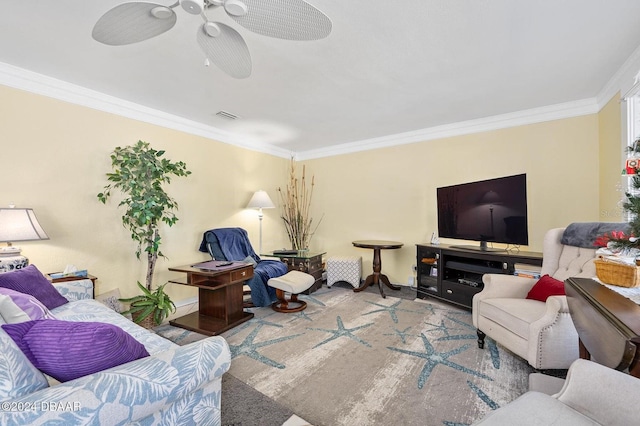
left=132, top=310, right=156, bottom=329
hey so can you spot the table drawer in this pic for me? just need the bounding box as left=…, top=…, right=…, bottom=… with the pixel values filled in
left=307, top=257, right=323, bottom=273
left=231, top=267, right=253, bottom=282
left=441, top=280, right=481, bottom=307
left=283, top=256, right=322, bottom=273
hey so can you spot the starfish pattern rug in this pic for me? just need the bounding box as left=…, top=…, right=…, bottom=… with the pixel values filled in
left=214, top=286, right=534, bottom=426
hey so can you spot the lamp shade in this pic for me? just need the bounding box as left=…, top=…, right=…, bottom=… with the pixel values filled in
left=246, top=190, right=275, bottom=209
left=479, top=190, right=501, bottom=205
left=0, top=207, right=49, bottom=243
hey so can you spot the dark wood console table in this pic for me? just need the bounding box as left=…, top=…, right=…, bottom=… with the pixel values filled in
left=565, top=277, right=640, bottom=378
left=353, top=240, right=403, bottom=298
left=168, top=261, right=254, bottom=336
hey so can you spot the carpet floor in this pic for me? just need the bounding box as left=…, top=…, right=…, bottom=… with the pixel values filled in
left=157, top=284, right=534, bottom=426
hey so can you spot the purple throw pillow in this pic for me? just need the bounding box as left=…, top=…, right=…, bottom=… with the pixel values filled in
left=1, top=319, right=150, bottom=382
left=0, top=265, right=68, bottom=309
left=0, top=288, right=55, bottom=323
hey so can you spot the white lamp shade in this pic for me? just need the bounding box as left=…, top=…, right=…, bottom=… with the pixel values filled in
left=246, top=190, right=275, bottom=209
left=0, top=208, right=49, bottom=242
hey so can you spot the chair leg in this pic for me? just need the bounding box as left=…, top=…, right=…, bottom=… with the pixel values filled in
left=477, top=329, right=486, bottom=349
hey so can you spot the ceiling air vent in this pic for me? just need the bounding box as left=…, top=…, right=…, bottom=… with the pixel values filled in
left=215, top=110, right=240, bottom=120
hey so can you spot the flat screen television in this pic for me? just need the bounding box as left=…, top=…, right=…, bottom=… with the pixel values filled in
left=436, top=174, right=528, bottom=251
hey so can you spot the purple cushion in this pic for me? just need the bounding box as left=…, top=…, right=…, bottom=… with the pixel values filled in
left=1, top=319, right=150, bottom=382
left=0, top=288, right=55, bottom=323
left=0, top=265, right=68, bottom=309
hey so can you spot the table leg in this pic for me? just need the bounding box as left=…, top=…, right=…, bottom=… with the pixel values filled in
left=379, top=273, right=401, bottom=291
left=354, top=273, right=376, bottom=293
left=354, top=248, right=401, bottom=298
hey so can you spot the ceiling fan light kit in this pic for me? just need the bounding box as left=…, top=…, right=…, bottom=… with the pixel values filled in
left=92, top=0, right=332, bottom=78
left=150, top=6, right=174, bottom=19
left=203, top=22, right=222, bottom=38
left=224, top=0, right=248, bottom=17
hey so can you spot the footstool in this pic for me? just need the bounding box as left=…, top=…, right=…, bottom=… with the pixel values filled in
left=268, top=270, right=315, bottom=312
left=326, top=256, right=362, bottom=288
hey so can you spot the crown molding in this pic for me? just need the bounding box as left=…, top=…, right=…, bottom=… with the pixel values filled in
left=0, top=62, right=292, bottom=159
left=596, top=42, right=640, bottom=108
left=298, top=98, right=599, bottom=160
left=0, top=61, right=616, bottom=162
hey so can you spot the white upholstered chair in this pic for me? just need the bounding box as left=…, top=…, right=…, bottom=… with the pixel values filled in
left=472, top=227, right=597, bottom=369
left=473, top=359, right=640, bottom=425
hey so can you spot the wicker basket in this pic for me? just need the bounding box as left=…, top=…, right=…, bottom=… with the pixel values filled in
left=594, top=258, right=640, bottom=288
left=131, top=310, right=156, bottom=329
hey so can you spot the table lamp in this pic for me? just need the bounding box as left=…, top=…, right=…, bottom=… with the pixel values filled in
left=0, top=205, right=49, bottom=257
left=246, top=190, right=275, bottom=254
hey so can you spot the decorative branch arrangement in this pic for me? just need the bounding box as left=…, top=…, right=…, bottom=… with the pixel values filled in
left=277, top=158, right=322, bottom=250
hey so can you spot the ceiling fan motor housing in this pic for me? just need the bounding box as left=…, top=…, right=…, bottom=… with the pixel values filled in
left=181, top=0, right=204, bottom=14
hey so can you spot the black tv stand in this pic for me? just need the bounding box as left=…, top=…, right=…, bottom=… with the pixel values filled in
left=416, top=243, right=543, bottom=309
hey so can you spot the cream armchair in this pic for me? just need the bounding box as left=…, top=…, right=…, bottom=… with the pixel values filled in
left=472, top=227, right=597, bottom=369
left=473, top=359, right=640, bottom=425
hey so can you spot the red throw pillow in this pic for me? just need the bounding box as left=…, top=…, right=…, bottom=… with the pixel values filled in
left=526, top=274, right=565, bottom=302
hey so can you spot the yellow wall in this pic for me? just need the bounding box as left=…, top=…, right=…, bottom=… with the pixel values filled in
left=306, top=115, right=601, bottom=285
left=1, top=83, right=622, bottom=298
left=0, top=85, right=289, bottom=301
left=598, top=93, right=625, bottom=221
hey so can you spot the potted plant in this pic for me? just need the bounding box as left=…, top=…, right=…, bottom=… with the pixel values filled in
left=119, top=282, right=176, bottom=327
left=97, top=140, right=191, bottom=327
left=276, top=157, right=323, bottom=250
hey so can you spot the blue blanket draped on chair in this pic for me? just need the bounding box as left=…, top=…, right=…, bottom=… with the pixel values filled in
left=199, top=227, right=288, bottom=307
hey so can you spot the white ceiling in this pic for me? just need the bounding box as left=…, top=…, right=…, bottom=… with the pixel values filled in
left=2, top=1, right=640, bottom=159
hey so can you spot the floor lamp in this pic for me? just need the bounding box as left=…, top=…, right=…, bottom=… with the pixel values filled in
left=246, top=190, right=275, bottom=254
left=479, top=190, right=501, bottom=238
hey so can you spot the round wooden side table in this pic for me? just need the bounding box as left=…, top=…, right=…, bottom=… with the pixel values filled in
left=352, top=240, right=403, bottom=298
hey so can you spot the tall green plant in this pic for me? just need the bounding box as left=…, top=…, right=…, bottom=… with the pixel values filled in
left=97, top=140, right=191, bottom=290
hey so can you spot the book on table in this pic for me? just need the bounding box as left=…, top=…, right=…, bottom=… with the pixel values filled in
left=513, top=263, right=542, bottom=279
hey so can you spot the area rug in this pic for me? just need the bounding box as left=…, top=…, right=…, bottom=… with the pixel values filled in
left=201, top=287, right=534, bottom=426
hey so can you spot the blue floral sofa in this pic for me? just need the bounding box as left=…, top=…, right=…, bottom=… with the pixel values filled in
left=0, top=279, right=231, bottom=425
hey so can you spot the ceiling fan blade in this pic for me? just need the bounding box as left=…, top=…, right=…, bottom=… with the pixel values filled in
left=197, top=22, right=252, bottom=79
left=92, top=2, right=177, bottom=45
left=227, top=0, right=332, bottom=41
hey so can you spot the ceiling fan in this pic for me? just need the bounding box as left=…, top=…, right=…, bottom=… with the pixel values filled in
left=92, top=0, right=332, bottom=79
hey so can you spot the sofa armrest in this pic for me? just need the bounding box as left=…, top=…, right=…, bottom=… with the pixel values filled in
left=480, top=274, right=537, bottom=298
left=472, top=274, right=537, bottom=325
left=526, top=295, right=572, bottom=334
left=526, top=295, right=579, bottom=368
left=555, top=359, right=640, bottom=426
left=0, top=336, right=231, bottom=425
